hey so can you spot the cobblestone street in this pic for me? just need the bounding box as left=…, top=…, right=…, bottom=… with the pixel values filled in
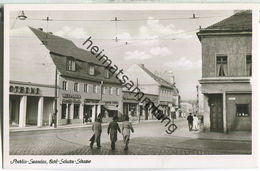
left=10, top=119, right=251, bottom=155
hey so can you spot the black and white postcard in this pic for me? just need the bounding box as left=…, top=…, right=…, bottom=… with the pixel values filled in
left=2, top=3, right=259, bottom=169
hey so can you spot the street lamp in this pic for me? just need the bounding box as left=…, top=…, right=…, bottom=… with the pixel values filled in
left=18, top=11, right=27, bottom=20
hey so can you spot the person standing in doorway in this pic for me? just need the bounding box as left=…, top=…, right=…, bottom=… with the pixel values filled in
left=122, top=115, right=134, bottom=151
left=107, top=116, right=121, bottom=150
left=187, top=113, right=193, bottom=131
left=50, top=110, right=57, bottom=128
left=89, top=117, right=102, bottom=149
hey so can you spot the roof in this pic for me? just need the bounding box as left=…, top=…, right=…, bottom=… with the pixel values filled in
left=138, top=64, right=179, bottom=94
left=29, top=26, right=120, bottom=84
left=50, top=53, right=121, bottom=84
left=197, top=10, right=252, bottom=37
left=29, top=27, right=106, bottom=65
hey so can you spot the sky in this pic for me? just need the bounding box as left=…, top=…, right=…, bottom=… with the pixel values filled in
left=9, top=10, right=234, bottom=100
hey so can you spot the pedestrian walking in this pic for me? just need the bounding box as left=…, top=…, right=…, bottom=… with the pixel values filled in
left=193, top=114, right=199, bottom=131
left=107, top=116, right=121, bottom=150
left=89, top=117, right=102, bottom=149
left=187, top=113, right=193, bottom=131
left=122, top=115, right=134, bottom=151
left=50, top=110, right=57, bottom=128
left=171, top=110, right=176, bottom=124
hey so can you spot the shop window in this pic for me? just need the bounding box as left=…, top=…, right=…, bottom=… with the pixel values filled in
left=73, top=104, right=80, bottom=119
left=62, top=81, right=67, bottom=91
left=216, top=56, right=228, bottom=76
left=246, top=55, right=252, bottom=76
left=61, top=104, right=67, bottom=119
left=89, top=65, right=95, bottom=75
left=236, top=104, right=249, bottom=117
left=116, top=88, right=120, bottom=96
left=93, top=85, right=98, bottom=93
left=109, top=87, right=113, bottom=95
left=74, top=83, right=79, bottom=92
left=84, top=84, right=88, bottom=93
left=67, top=57, right=76, bottom=71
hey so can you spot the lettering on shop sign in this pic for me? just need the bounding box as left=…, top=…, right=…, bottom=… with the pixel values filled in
left=62, top=94, right=81, bottom=99
left=9, top=85, right=40, bottom=95
left=62, top=99, right=81, bottom=103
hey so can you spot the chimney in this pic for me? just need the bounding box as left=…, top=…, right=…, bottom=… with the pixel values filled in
left=171, top=75, right=175, bottom=85
left=38, top=28, right=43, bottom=31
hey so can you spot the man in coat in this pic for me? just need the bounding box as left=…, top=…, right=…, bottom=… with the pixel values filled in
left=107, top=116, right=121, bottom=150
left=90, top=117, right=102, bottom=149
left=187, top=113, right=194, bottom=131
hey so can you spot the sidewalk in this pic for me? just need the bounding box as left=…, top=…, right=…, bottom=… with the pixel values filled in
left=9, top=119, right=158, bottom=133
left=171, top=126, right=251, bottom=141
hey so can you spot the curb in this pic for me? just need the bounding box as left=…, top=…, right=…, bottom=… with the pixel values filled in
left=9, top=119, right=159, bottom=133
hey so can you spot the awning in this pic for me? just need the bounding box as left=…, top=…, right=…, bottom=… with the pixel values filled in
left=103, top=105, right=118, bottom=111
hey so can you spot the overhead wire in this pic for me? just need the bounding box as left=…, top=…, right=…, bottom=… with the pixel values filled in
left=10, top=14, right=230, bottom=22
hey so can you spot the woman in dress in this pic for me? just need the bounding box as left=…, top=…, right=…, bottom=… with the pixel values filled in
left=122, top=115, right=134, bottom=151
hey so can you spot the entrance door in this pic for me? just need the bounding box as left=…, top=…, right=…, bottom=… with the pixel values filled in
left=67, top=104, right=71, bottom=124
left=209, top=94, right=223, bottom=132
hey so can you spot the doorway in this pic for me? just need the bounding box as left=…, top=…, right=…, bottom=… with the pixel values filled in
left=209, top=94, right=223, bottom=132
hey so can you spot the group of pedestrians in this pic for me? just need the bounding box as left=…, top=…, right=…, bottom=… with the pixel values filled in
left=89, top=115, right=134, bottom=151
left=187, top=113, right=200, bottom=131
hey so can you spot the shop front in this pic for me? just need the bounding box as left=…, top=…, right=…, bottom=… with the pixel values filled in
left=122, top=91, right=139, bottom=121
left=59, top=93, right=83, bottom=125
left=9, top=81, right=55, bottom=128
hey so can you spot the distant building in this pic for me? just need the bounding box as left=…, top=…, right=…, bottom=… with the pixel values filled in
left=180, top=102, right=193, bottom=117
left=124, top=64, right=180, bottom=120
left=30, top=27, right=123, bottom=125
left=197, top=11, right=252, bottom=132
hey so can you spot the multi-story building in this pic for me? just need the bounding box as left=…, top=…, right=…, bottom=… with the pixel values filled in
left=30, top=27, right=123, bottom=125
left=124, top=64, right=179, bottom=120
left=197, top=11, right=252, bottom=132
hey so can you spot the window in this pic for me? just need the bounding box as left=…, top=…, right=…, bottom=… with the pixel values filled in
left=84, top=84, right=88, bottom=93
left=73, top=104, right=80, bottom=119
left=102, top=86, right=105, bottom=94
left=61, top=104, right=67, bottom=119
left=246, top=55, right=252, bottom=76
left=236, top=104, right=249, bottom=117
left=116, top=88, right=120, bottom=96
left=109, top=87, right=113, bottom=95
left=105, top=70, right=110, bottom=78
left=62, top=81, right=67, bottom=90
left=93, top=85, right=98, bottom=93
left=67, top=57, right=76, bottom=71
left=74, top=83, right=79, bottom=92
left=89, top=65, right=95, bottom=75
left=216, top=56, right=228, bottom=76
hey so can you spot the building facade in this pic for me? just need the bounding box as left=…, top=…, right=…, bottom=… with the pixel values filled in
left=197, top=11, right=252, bottom=132
left=9, top=81, right=55, bottom=128
left=30, top=27, right=123, bottom=125
left=124, top=64, right=180, bottom=120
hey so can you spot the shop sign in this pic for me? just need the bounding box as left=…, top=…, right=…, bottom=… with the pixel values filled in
left=62, top=99, right=81, bottom=104
left=9, top=85, right=40, bottom=95
left=228, top=97, right=236, bottom=100
left=62, top=94, right=81, bottom=99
